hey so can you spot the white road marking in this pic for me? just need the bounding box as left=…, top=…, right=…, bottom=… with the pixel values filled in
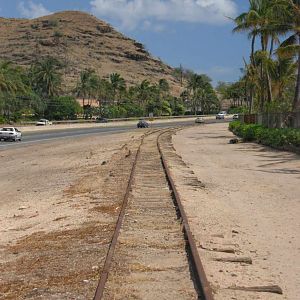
left=0, top=128, right=131, bottom=149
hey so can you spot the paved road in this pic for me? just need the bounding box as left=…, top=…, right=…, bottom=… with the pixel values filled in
left=0, top=119, right=229, bottom=150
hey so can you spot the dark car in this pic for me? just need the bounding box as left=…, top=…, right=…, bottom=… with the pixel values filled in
left=96, top=117, right=108, bottom=123
left=137, top=119, right=149, bottom=128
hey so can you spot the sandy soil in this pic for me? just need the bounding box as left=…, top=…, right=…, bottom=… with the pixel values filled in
left=0, top=130, right=143, bottom=299
left=169, top=123, right=300, bottom=300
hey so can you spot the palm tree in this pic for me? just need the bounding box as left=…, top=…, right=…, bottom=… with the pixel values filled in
left=269, top=56, right=296, bottom=100
left=76, top=69, right=96, bottom=107
left=233, top=1, right=259, bottom=65
left=0, top=61, right=26, bottom=95
left=276, top=0, right=300, bottom=111
left=109, top=73, right=126, bottom=104
left=186, top=74, right=213, bottom=114
left=30, top=56, right=63, bottom=99
left=137, top=80, right=151, bottom=105
left=0, top=61, right=29, bottom=119
left=96, top=79, right=114, bottom=106
left=233, top=0, right=280, bottom=106
left=242, top=58, right=260, bottom=112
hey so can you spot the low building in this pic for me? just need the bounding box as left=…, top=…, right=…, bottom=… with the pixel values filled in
left=76, top=98, right=99, bottom=107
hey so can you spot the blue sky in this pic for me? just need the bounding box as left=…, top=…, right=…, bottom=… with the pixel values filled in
left=0, top=0, right=250, bottom=85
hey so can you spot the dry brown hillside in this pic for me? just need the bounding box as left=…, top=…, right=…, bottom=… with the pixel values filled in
left=0, top=11, right=182, bottom=94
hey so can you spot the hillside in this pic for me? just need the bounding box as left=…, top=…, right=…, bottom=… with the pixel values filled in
left=0, top=11, right=182, bottom=94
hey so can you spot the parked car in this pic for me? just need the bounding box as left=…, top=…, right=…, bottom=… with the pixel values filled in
left=0, top=127, right=22, bottom=141
left=233, top=114, right=239, bottom=120
left=195, top=117, right=204, bottom=124
left=137, top=119, right=149, bottom=128
left=96, top=117, right=108, bottom=123
left=216, top=112, right=225, bottom=119
left=36, top=119, right=52, bottom=126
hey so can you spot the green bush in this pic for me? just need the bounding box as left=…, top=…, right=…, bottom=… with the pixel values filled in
left=101, top=103, right=145, bottom=119
left=229, top=121, right=300, bottom=150
left=228, top=106, right=249, bottom=114
left=46, top=96, right=82, bottom=120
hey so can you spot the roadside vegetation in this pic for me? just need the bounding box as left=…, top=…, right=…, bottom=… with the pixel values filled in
left=218, top=0, right=300, bottom=114
left=0, top=55, right=219, bottom=123
left=230, top=121, right=300, bottom=150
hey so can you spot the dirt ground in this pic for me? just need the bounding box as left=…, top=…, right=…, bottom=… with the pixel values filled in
left=0, top=131, right=143, bottom=299
left=171, top=123, right=300, bottom=300
left=1, top=122, right=299, bottom=299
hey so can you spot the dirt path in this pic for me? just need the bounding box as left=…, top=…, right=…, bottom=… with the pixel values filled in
left=0, top=131, right=143, bottom=299
left=168, top=123, right=300, bottom=300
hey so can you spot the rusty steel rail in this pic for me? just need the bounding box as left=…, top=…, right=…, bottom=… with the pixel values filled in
left=93, top=129, right=162, bottom=299
left=93, top=135, right=144, bottom=300
left=94, top=129, right=213, bottom=299
left=157, top=131, right=214, bottom=300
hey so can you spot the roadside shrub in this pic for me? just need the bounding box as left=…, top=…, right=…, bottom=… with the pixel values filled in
left=229, top=121, right=300, bottom=150
left=229, top=121, right=242, bottom=134
left=228, top=106, right=248, bottom=114
left=240, top=124, right=261, bottom=141
left=46, top=96, right=82, bottom=120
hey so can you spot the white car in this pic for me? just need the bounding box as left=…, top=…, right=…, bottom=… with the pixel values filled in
left=36, top=119, right=53, bottom=126
left=0, top=127, right=22, bottom=141
left=195, top=117, right=205, bottom=124
left=233, top=114, right=239, bottom=120
left=216, top=112, right=225, bottom=119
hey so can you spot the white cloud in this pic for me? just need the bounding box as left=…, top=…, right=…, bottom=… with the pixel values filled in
left=142, top=20, right=165, bottom=32
left=90, top=0, right=237, bottom=30
left=18, top=1, right=51, bottom=19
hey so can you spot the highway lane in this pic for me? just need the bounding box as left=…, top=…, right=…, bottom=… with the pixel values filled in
left=0, top=119, right=229, bottom=150
left=0, top=120, right=192, bottom=150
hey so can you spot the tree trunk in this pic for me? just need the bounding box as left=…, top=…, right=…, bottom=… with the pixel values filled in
left=269, top=37, right=274, bottom=56
left=249, top=88, right=253, bottom=114
left=251, top=35, right=256, bottom=66
left=261, top=35, right=265, bottom=51
left=266, top=71, right=273, bottom=103
left=293, top=34, right=300, bottom=111
left=260, top=63, right=265, bottom=112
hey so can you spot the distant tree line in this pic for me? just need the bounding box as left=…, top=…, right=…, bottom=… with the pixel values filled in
left=0, top=56, right=219, bottom=123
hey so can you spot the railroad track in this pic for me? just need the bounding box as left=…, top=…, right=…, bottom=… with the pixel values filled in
left=93, top=129, right=213, bottom=300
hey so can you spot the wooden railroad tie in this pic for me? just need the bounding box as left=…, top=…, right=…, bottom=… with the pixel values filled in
left=228, top=285, right=283, bottom=295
